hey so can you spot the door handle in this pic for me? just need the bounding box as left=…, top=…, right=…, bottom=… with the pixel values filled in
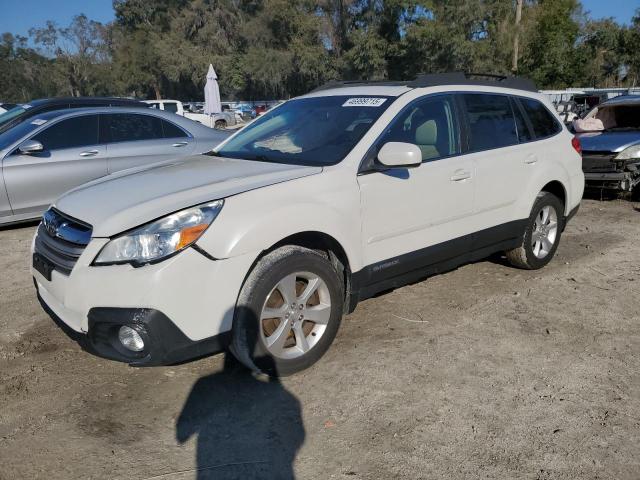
left=524, top=155, right=538, bottom=164
left=450, top=170, right=471, bottom=182
left=172, top=142, right=189, bottom=147
left=79, top=150, right=99, bottom=157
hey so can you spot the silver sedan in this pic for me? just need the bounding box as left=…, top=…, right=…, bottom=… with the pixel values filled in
left=0, top=107, right=231, bottom=225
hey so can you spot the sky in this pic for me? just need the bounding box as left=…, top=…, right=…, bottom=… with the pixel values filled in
left=0, top=0, right=638, bottom=39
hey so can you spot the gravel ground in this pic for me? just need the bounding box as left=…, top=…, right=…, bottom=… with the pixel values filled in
left=1, top=199, right=639, bottom=480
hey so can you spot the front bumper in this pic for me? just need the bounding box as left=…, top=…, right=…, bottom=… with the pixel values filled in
left=37, top=291, right=230, bottom=366
left=584, top=171, right=640, bottom=192
left=32, top=238, right=258, bottom=366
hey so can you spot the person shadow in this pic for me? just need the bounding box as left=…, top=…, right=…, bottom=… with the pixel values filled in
left=176, top=313, right=304, bottom=479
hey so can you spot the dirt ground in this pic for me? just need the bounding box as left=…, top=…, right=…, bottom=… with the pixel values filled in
left=1, top=198, right=639, bottom=480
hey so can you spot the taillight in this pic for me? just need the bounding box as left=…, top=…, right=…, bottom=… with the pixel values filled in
left=571, top=137, right=582, bottom=155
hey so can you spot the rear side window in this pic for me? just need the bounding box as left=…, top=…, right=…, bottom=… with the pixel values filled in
left=106, top=114, right=164, bottom=143
left=520, top=98, right=561, bottom=139
left=462, top=94, right=519, bottom=151
left=161, top=120, right=188, bottom=138
left=32, top=115, right=99, bottom=151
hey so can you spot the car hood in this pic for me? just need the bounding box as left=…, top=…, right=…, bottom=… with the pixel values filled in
left=576, top=131, right=640, bottom=153
left=55, top=155, right=321, bottom=237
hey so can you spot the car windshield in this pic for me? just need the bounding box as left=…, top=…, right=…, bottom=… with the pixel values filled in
left=215, top=95, right=393, bottom=166
left=0, top=105, right=29, bottom=128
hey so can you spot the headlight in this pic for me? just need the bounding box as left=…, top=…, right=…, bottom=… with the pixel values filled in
left=615, top=145, right=640, bottom=160
left=94, top=200, right=223, bottom=266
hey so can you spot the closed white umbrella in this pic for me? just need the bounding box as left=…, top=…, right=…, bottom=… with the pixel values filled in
left=204, top=64, right=222, bottom=115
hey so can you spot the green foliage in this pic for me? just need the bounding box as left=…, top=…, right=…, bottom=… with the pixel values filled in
left=1, top=1, right=638, bottom=102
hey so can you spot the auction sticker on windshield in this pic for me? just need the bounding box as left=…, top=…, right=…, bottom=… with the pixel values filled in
left=342, top=98, right=387, bottom=107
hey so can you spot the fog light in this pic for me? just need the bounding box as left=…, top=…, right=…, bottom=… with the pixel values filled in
left=118, top=326, right=145, bottom=352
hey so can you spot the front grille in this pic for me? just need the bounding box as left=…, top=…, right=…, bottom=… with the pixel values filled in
left=34, top=209, right=92, bottom=276
left=582, top=151, right=617, bottom=173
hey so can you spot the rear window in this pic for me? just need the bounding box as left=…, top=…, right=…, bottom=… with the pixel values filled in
left=520, top=98, right=561, bottom=139
left=462, top=94, right=519, bottom=151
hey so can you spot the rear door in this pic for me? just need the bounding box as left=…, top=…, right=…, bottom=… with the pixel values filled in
left=3, top=114, right=106, bottom=217
left=103, top=113, right=196, bottom=173
left=458, top=93, right=532, bottom=230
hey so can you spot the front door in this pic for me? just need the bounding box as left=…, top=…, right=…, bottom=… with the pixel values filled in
left=3, top=114, right=106, bottom=217
left=358, top=94, right=475, bottom=279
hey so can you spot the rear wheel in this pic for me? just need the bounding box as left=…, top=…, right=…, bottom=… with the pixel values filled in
left=231, top=246, right=344, bottom=376
left=506, top=192, right=564, bottom=270
left=214, top=119, right=226, bottom=130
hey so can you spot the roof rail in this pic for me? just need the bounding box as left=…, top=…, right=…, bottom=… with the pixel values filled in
left=408, top=72, right=537, bottom=92
left=311, top=72, right=537, bottom=93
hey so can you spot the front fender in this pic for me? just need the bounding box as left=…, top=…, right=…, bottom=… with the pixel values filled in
left=196, top=170, right=364, bottom=272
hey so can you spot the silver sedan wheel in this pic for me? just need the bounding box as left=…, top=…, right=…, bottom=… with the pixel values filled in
left=260, top=271, right=332, bottom=359
left=531, top=205, right=558, bottom=259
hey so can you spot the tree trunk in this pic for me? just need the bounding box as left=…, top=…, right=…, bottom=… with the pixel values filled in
left=512, top=0, right=523, bottom=73
left=153, top=83, right=162, bottom=100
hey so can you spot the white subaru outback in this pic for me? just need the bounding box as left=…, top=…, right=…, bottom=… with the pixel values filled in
left=32, top=74, right=584, bottom=376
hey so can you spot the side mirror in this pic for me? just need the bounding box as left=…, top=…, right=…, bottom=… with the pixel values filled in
left=377, top=142, right=422, bottom=169
left=18, top=139, right=44, bottom=155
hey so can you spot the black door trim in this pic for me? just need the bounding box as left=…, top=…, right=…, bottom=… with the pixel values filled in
left=349, top=218, right=527, bottom=309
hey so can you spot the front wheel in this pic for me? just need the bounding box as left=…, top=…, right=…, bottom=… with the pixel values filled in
left=505, top=192, right=564, bottom=270
left=231, top=246, right=344, bottom=376
left=214, top=119, right=226, bottom=130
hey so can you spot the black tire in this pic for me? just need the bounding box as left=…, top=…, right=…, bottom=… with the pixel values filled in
left=231, top=246, right=344, bottom=377
left=505, top=192, right=565, bottom=270
left=214, top=119, right=226, bottom=130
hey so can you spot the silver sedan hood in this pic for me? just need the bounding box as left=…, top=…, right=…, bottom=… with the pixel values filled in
left=55, top=155, right=321, bottom=237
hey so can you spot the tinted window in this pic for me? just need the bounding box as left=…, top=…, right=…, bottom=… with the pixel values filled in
left=463, top=94, right=518, bottom=151
left=378, top=95, right=459, bottom=162
left=164, top=102, right=178, bottom=113
left=161, top=120, right=188, bottom=138
left=107, top=114, right=163, bottom=143
left=520, top=98, right=561, bottom=138
left=32, top=115, right=99, bottom=151
left=510, top=97, right=533, bottom=142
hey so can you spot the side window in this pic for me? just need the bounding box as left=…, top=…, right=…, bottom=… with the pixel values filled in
left=106, top=114, right=164, bottom=143
left=164, top=102, right=179, bottom=114
left=510, top=97, right=533, bottom=142
left=161, top=119, right=188, bottom=138
left=462, top=94, right=519, bottom=151
left=520, top=98, right=562, bottom=139
left=378, top=95, right=459, bottom=162
left=32, top=115, right=99, bottom=151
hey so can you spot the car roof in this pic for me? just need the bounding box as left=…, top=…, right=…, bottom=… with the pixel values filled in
left=308, top=72, right=537, bottom=94
left=600, top=95, right=640, bottom=106
left=25, top=97, right=145, bottom=108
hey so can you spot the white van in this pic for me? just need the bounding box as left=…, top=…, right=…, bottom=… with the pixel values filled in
left=32, top=74, right=584, bottom=376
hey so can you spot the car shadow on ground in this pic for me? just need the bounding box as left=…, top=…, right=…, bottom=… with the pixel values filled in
left=176, top=351, right=304, bottom=479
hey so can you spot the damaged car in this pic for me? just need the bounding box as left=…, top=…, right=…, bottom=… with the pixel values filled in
left=574, top=95, right=640, bottom=198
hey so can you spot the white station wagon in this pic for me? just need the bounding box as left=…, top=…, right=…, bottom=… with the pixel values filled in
left=32, top=73, right=585, bottom=376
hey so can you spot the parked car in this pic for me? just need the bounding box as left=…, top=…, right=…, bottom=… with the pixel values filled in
left=32, top=73, right=583, bottom=376
left=575, top=95, right=640, bottom=197
left=0, top=97, right=147, bottom=135
left=144, top=99, right=238, bottom=129
left=0, top=103, right=17, bottom=114
left=0, top=107, right=230, bottom=225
